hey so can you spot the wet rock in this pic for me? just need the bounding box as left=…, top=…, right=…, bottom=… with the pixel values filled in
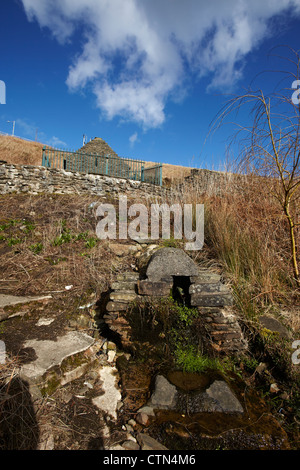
left=136, top=433, right=168, bottom=451
left=147, top=375, right=177, bottom=410
left=206, top=380, right=244, bottom=413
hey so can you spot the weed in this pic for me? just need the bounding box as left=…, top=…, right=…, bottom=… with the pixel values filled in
left=84, top=237, right=97, bottom=249
left=29, top=242, right=43, bottom=255
left=7, top=237, right=21, bottom=246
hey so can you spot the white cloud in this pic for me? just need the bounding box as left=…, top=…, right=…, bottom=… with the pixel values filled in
left=129, top=132, right=139, bottom=147
left=21, top=0, right=300, bottom=128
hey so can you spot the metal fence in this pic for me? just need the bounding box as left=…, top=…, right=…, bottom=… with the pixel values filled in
left=42, top=147, right=162, bottom=186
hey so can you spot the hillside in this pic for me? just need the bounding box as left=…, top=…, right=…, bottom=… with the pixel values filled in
left=0, top=135, right=194, bottom=181
left=0, top=135, right=44, bottom=166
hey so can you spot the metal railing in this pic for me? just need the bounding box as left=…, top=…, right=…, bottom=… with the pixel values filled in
left=42, top=147, right=162, bottom=186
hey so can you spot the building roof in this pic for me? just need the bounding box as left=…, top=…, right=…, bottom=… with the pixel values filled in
left=77, top=137, right=119, bottom=158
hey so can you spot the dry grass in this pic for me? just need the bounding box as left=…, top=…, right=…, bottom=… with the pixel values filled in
left=144, top=161, right=194, bottom=181
left=0, top=135, right=44, bottom=166
left=0, top=193, right=137, bottom=299
left=164, top=172, right=300, bottom=322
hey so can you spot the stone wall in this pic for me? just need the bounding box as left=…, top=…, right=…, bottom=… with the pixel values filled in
left=179, top=168, right=248, bottom=196
left=0, top=163, right=167, bottom=199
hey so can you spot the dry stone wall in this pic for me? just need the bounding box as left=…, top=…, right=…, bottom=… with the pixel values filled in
left=0, top=163, right=166, bottom=198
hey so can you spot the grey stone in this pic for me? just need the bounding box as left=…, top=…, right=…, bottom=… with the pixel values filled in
left=206, top=380, right=244, bottom=413
left=137, top=280, right=173, bottom=296
left=92, top=366, right=122, bottom=420
left=191, top=292, right=233, bottom=307
left=146, top=248, right=199, bottom=281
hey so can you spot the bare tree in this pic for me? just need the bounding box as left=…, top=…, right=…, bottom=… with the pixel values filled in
left=211, top=46, right=300, bottom=287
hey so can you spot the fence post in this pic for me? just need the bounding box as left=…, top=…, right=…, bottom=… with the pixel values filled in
left=42, top=147, right=46, bottom=166
left=105, top=156, right=109, bottom=175
left=159, top=164, right=163, bottom=186
left=141, top=165, right=144, bottom=182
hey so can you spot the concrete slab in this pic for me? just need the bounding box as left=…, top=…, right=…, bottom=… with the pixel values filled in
left=20, top=331, right=94, bottom=381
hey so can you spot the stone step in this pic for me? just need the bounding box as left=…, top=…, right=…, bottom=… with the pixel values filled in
left=190, top=272, right=221, bottom=283
left=109, top=291, right=137, bottom=302
left=106, top=301, right=128, bottom=312
left=116, top=272, right=140, bottom=282
left=111, top=281, right=137, bottom=291
left=190, top=292, right=233, bottom=307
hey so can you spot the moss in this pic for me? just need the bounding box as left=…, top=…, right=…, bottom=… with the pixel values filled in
left=40, top=370, right=61, bottom=396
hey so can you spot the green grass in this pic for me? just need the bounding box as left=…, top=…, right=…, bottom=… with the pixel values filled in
left=174, top=345, right=222, bottom=373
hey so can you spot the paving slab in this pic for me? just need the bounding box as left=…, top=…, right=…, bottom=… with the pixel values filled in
left=20, top=331, right=94, bottom=381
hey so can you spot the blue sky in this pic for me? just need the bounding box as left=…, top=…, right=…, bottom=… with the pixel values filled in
left=1, top=0, right=300, bottom=169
